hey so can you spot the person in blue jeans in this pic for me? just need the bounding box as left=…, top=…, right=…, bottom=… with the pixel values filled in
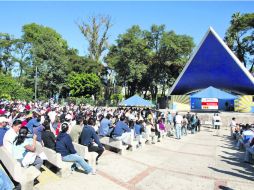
left=0, top=169, right=14, bottom=190
left=56, top=122, right=94, bottom=175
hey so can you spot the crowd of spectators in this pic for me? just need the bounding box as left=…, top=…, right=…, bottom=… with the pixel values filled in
left=0, top=99, right=203, bottom=189
left=230, top=117, right=254, bottom=164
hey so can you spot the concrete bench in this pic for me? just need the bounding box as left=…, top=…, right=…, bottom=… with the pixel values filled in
left=150, top=132, right=158, bottom=143
left=99, top=137, right=129, bottom=155
left=72, top=142, right=97, bottom=170
left=0, top=147, right=41, bottom=190
left=134, top=135, right=147, bottom=147
left=160, top=131, right=167, bottom=139
left=39, top=144, right=72, bottom=177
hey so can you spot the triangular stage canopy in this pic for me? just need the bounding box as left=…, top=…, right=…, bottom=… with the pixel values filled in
left=190, top=86, right=237, bottom=100
left=119, top=95, right=155, bottom=107
left=169, top=27, right=254, bottom=95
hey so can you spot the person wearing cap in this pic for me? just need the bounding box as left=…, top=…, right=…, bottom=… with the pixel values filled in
left=80, top=118, right=104, bottom=165
left=3, top=120, right=22, bottom=153
left=56, top=122, right=94, bottom=174
left=0, top=116, right=9, bottom=146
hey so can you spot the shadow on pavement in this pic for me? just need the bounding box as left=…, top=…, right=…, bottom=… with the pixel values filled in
left=208, top=135, right=254, bottom=182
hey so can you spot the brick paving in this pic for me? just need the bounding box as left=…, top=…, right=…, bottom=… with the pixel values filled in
left=36, top=127, right=254, bottom=190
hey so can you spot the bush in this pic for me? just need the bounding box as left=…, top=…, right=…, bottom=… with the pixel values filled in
left=0, top=73, right=33, bottom=100
left=110, top=93, right=124, bottom=106
left=67, top=96, right=95, bottom=105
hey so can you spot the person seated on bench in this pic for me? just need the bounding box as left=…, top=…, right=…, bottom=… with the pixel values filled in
left=0, top=116, right=9, bottom=146
left=69, top=116, right=84, bottom=143
left=236, top=124, right=254, bottom=150
left=112, top=116, right=132, bottom=147
left=12, top=127, right=43, bottom=170
left=3, top=119, right=22, bottom=153
left=26, top=110, right=41, bottom=135
left=134, top=120, right=144, bottom=146
left=98, top=114, right=112, bottom=137
left=41, top=120, right=56, bottom=150
left=80, top=118, right=104, bottom=165
left=0, top=168, right=14, bottom=189
left=56, top=122, right=95, bottom=174
left=244, top=137, right=254, bottom=164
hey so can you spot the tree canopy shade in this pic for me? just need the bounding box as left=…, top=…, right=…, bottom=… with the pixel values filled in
left=169, top=27, right=254, bottom=95
left=119, top=95, right=155, bottom=107
left=190, top=86, right=237, bottom=100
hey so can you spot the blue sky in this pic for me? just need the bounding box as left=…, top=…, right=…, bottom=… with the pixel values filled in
left=0, top=1, right=253, bottom=56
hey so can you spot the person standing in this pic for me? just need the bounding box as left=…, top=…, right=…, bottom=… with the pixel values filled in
left=80, top=118, right=104, bottom=165
left=175, top=112, right=183, bottom=139
left=182, top=115, right=188, bottom=136
left=214, top=113, right=221, bottom=136
left=229, top=117, right=237, bottom=137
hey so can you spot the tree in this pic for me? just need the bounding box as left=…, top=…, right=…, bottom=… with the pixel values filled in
left=66, top=48, right=104, bottom=75
left=67, top=72, right=101, bottom=97
left=22, top=23, right=70, bottom=98
left=13, top=39, right=31, bottom=80
left=0, top=33, right=18, bottom=73
left=225, top=12, right=254, bottom=72
left=77, top=15, right=112, bottom=62
left=106, top=25, right=194, bottom=100
left=0, top=73, right=33, bottom=100
left=105, top=25, right=151, bottom=97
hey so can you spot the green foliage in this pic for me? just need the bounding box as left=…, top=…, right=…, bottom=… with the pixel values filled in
left=66, top=48, right=104, bottom=75
left=225, top=12, right=254, bottom=71
left=22, top=23, right=69, bottom=98
left=0, top=33, right=19, bottom=73
left=68, top=96, right=95, bottom=105
left=0, top=73, right=33, bottom=100
left=110, top=93, right=124, bottom=105
left=106, top=24, right=194, bottom=99
left=67, top=72, right=101, bottom=97
left=106, top=25, right=151, bottom=96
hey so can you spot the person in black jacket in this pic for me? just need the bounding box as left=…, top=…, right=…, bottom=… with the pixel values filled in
left=80, top=118, right=104, bottom=165
left=56, top=122, right=94, bottom=174
left=41, top=120, right=56, bottom=150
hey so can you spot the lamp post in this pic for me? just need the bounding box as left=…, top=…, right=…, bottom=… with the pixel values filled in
left=34, top=66, right=37, bottom=102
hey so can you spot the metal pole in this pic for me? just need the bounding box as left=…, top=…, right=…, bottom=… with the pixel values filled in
left=35, top=66, right=37, bottom=101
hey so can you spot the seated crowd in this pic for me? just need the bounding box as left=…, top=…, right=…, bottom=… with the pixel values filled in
left=229, top=117, right=254, bottom=164
left=0, top=100, right=202, bottom=189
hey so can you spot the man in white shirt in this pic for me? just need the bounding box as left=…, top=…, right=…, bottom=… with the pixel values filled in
left=48, top=108, right=57, bottom=126
left=3, top=120, right=22, bottom=153
left=230, top=117, right=236, bottom=137
left=175, top=112, right=183, bottom=139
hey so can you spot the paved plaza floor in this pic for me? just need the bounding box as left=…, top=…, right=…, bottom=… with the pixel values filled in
left=36, top=127, right=254, bottom=190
